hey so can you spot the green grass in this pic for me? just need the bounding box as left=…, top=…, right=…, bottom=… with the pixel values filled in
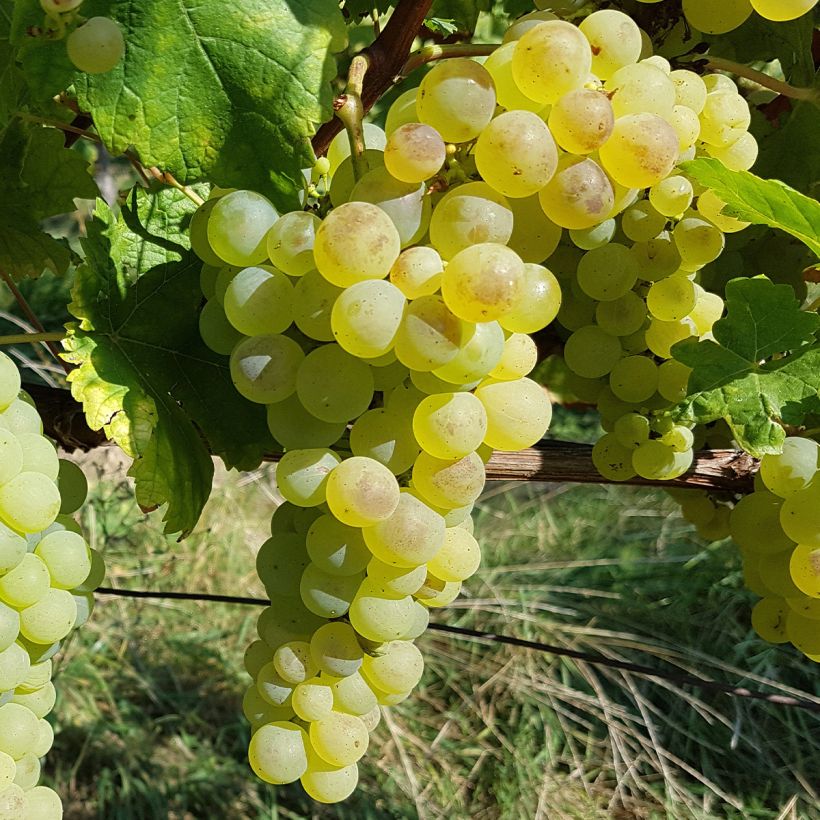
left=46, top=443, right=820, bottom=820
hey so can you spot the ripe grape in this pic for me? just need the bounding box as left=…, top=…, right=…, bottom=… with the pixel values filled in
left=579, top=10, right=642, bottom=80
left=66, top=17, right=125, bottom=74
left=266, top=211, right=321, bottom=277
left=207, top=190, right=278, bottom=267
left=538, top=154, right=615, bottom=230
left=599, top=114, right=679, bottom=189
left=384, top=123, right=446, bottom=184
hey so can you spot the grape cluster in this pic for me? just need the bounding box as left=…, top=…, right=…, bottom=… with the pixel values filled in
left=0, top=351, right=104, bottom=819
left=39, top=0, right=124, bottom=75
left=635, top=0, right=818, bottom=33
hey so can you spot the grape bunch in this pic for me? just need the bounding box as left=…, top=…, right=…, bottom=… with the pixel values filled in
left=635, top=0, right=818, bottom=33
left=39, top=0, right=125, bottom=75
left=0, top=351, right=104, bottom=819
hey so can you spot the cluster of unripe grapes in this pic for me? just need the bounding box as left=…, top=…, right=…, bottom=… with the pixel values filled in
left=39, top=0, right=124, bottom=74
left=0, top=352, right=104, bottom=819
left=635, top=0, right=818, bottom=34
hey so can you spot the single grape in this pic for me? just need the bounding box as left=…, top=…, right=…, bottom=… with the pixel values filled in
left=66, top=16, right=125, bottom=74
left=266, top=211, right=321, bottom=277
left=207, top=190, right=278, bottom=267
left=384, top=123, right=446, bottom=184
left=579, top=10, right=642, bottom=80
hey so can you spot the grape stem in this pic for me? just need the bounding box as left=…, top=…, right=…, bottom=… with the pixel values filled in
left=0, top=269, right=69, bottom=374
left=690, top=56, right=819, bottom=103
left=400, top=43, right=498, bottom=77
left=0, top=332, right=66, bottom=346
left=335, top=54, right=371, bottom=182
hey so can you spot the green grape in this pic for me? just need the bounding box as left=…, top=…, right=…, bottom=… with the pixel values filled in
left=649, top=176, right=694, bottom=217
left=394, top=295, right=465, bottom=371
left=243, top=684, right=292, bottom=730
left=538, top=155, right=615, bottom=230
left=367, top=559, right=427, bottom=596
left=207, top=190, right=278, bottom=267
left=384, top=123, right=445, bottom=184
left=363, top=492, right=445, bottom=568
left=621, top=201, right=667, bottom=242
left=751, top=0, right=818, bottom=20
left=577, top=244, right=639, bottom=302
left=325, top=457, right=400, bottom=528
left=657, top=359, right=692, bottom=402
left=385, top=89, right=419, bottom=135
left=669, top=104, right=701, bottom=151
left=632, top=440, right=692, bottom=480
left=212, top=265, right=241, bottom=305
left=310, top=711, right=369, bottom=768
left=579, top=10, right=642, bottom=80
left=224, top=265, right=293, bottom=336
left=475, top=377, right=551, bottom=450
left=441, top=243, right=524, bottom=323
left=673, top=217, right=725, bottom=268
left=350, top=167, right=430, bottom=248
left=507, top=196, right=563, bottom=264
left=429, top=182, right=514, bottom=260
left=613, top=413, right=650, bottom=449
left=12, top=680, right=56, bottom=719
left=34, top=530, right=90, bottom=589
left=0, top=784, right=25, bottom=817
left=789, top=544, right=820, bottom=598
left=621, top=327, right=648, bottom=355
left=12, top=750, right=40, bottom=789
left=256, top=533, right=310, bottom=598
left=328, top=670, right=377, bottom=716
left=416, top=576, right=462, bottom=608
left=248, top=721, right=308, bottom=784
left=0, top=398, right=42, bottom=436
left=329, top=149, right=385, bottom=208
left=569, top=219, right=616, bottom=251
left=331, top=280, right=405, bottom=360
left=490, top=333, right=538, bottom=380
left=229, top=334, right=303, bottom=404
left=609, top=356, right=658, bottom=403
left=349, top=408, right=419, bottom=475
left=306, top=515, right=371, bottom=576
left=266, top=393, right=345, bottom=451
left=696, top=190, right=750, bottom=233
left=20, top=433, right=58, bottom=479
left=300, top=564, right=362, bottom=618
left=500, top=263, right=561, bottom=334
left=0, top=642, right=29, bottom=691
left=475, top=110, right=558, bottom=198
left=189, top=201, right=224, bottom=266
left=760, top=437, right=820, bottom=497
left=512, top=20, right=591, bottom=104
left=412, top=451, right=485, bottom=509
left=301, top=751, right=359, bottom=804
left=434, top=321, right=505, bottom=385
left=786, top=596, right=820, bottom=621
left=503, top=10, right=559, bottom=43
left=266, top=211, right=321, bottom=277
left=66, top=16, right=125, bottom=74
left=244, top=641, right=271, bottom=678
left=595, top=292, right=646, bottom=336
left=786, top=608, right=820, bottom=655
left=0, top=602, right=18, bottom=652
left=750, top=596, right=789, bottom=643
left=256, top=662, right=295, bottom=707
left=389, top=246, right=443, bottom=300
left=326, top=122, right=387, bottom=172
left=74, top=548, right=105, bottom=593
left=0, top=473, right=60, bottom=535
left=645, top=317, right=697, bottom=358
left=699, top=91, right=751, bottom=148
left=276, top=449, right=340, bottom=508
left=426, top=527, right=480, bottom=582
left=630, top=232, right=682, bottom=282
left=0, top=702, right=38, bottom=759
left=606, top=63, right=675, bottom=119
left=0, top=430, right=22, bottom=486
left=563, top=325, right=622, bottom=379
left=273, top=641, right=317, bottom=685
left=370, top=358, right=408, bottom=393
left=0, top=353, right=21, bottom=411
left=22, top=785, right=62, bottom=818
left=704, top=131, right=758, bottom=172
left=682, top=0, right=753, bottom=33
left=417, top=59, right=496, bottom=143
left=647, top=274, right=696, bottom=321
left=349, top=581, right=415, bottom=641
left=660, top=424, right=695, bottom=453
left=412, top=392, right=487, bottom=460
left=756, top=550, right=802, bottom=597
left=313, top=202, right=401, bottom=288
left=292, top=270, right=341, bottom=342
left=599, top=114, right=679, bottom=189
left=402, top=600, right=431, bottom=640
left=41, top=0, right=84, bottom=12
left=297, top=344, right=374, bottom=423
left=292, top=678, right=334, bottom=722
left=484, top=42, right=547, bottom=113
left=361, top=640, right=424, bottom=695
left=199, top=300, right=242, bottom=356
left=669, top=69, right=707, bottom=113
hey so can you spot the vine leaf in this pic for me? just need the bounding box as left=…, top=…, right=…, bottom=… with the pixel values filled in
left=63, top=187, right=274, bottom=536
left=0, top=120, right=97, bottom=280
left=682, top=158, right=820, bottom=258
left=0, top=4, right=25, bottom=127
left=671, top=277, right=820, bottom=456
left=65, top=0, right=345, bottom=211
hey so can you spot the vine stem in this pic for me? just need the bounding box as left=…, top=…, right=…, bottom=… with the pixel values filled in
left=0, top=332, right=66, bottom=346
left=400, top=43, right=499, bottom=77
left=693, top=56, right=819, bottom=102
left=335, top=54, right=370, bottom=182
left=0, top=270, right=69, bottom=374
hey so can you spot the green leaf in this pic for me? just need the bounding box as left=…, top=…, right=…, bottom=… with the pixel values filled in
left=0, top=4, right=25, bottom=126
left=425, top=18, right=460, bottom=37
left=73, top=0, right=345, bottom=210
left=682, top=158, right=820, bottom=258
left=0, top=120, right=97, bottom=280
left=430, top=0, right=490, bottom=34
left=63, top=187, right=274, bottom=536
left=671, top=277, right=820, bottom=455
